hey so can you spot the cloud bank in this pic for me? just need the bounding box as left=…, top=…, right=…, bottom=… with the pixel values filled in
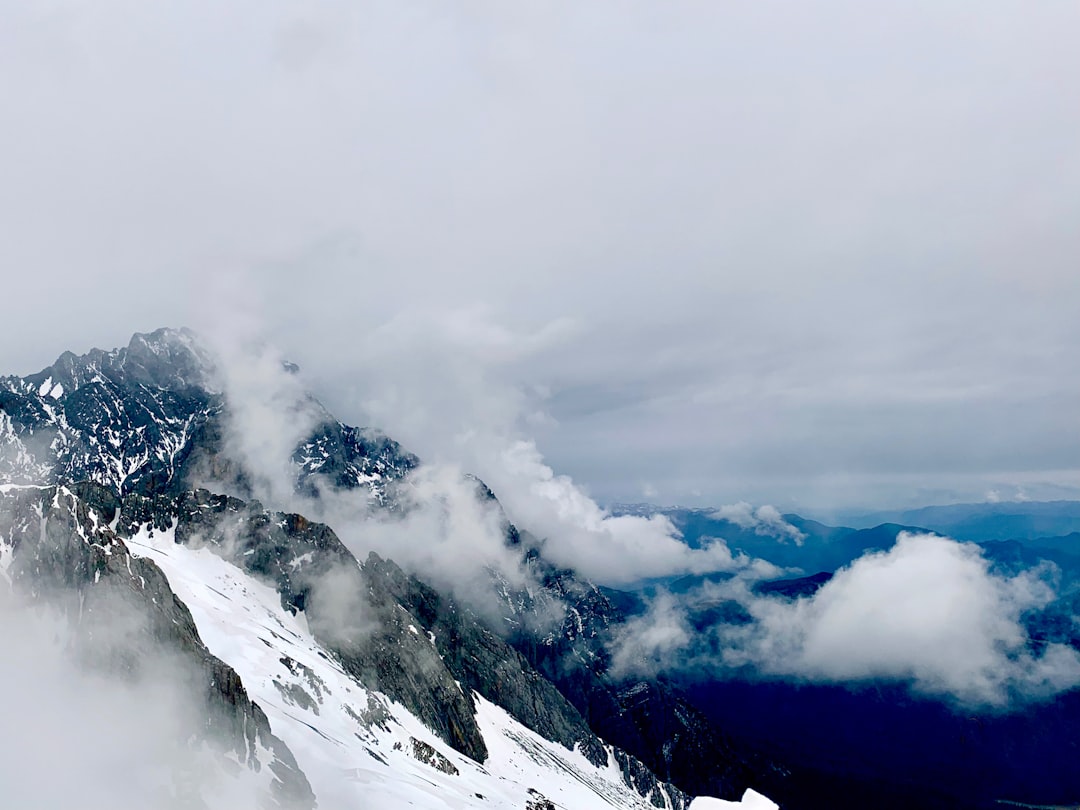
left=613, top=533, right=1080, bottom=707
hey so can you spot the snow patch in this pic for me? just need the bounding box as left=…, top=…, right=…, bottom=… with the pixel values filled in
left=690, top=790, right=779, bottom=810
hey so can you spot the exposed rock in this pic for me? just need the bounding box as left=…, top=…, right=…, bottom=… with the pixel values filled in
left=408, top=737, right=460, bottom=775
left=525, top=788, right=556, bottom=810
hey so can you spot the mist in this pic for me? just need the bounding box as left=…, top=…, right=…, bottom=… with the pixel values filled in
left=0, top=584, right=275, bottom=809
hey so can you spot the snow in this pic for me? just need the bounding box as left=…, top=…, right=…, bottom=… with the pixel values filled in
left=689, top=791, right=779, bottom=810
left=0, top=539, right=13, bottom=582
left=126, top=526, right=699, bottom=809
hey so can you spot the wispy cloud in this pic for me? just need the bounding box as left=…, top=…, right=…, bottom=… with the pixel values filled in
left=710, top=502, right=806, bottom=545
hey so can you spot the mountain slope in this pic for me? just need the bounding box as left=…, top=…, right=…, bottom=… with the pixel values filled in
left=126, top=519, right=687, bottom=810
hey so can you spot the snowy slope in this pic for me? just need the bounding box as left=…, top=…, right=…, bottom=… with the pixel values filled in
left=128, top=525, right=712, bottom=809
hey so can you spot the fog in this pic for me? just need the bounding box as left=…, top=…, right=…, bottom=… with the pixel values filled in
left=0, top=585, right=274, bottom=809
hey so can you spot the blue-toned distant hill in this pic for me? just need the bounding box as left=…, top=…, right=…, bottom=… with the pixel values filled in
left=612, top=504, right=1080, bottom=581
left=837, top=500, right=1080, bottom=542
left=612, top=504, right=928, bottom=576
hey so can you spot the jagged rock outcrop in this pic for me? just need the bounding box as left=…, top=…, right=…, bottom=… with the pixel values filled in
left=0, top=329, right=216, bottom=495
left=364, top=551, right=609, bottom=766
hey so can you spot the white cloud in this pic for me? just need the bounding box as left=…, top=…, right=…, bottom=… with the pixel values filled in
left=615, top=534, right=1080, bottom=707
left=489, top=439, right=777, bottom=586
left=609, top=591, right=693, bottom=679
left=710, top=502, right=806, bottom=545
left=745, top=534, right=1078, bottom=704
left=265, top=309, right=780, bottom=587
left=335, top=462, right=543, bottom=625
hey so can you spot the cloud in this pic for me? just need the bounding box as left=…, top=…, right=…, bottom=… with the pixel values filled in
left=742, top=534, right=1080, bottom=705
left=710, top=502, right=807, bottom=545
left=333, top=462, right=545, bottom=625
left=196, top=293, right=327, bottom=510
left=191, top=310, right=766, bottom=589
left=189, top=324, right=778, bottom=598
left=608, top=590, right=693, bottom=679
left=486, top=439, right=781, bottom=586
left=612, top=533, right=1080, bottom=707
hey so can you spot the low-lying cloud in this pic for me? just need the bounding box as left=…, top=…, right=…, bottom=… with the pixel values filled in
left=612, top=533, right=1080, bottom=707
left=490, top=439, right=779, bottom=585
left=202, top=327, right=780, bottom=590
left=710, top=502, right=807, bottom=545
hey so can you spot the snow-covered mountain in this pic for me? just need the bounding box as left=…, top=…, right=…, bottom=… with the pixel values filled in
left=0, top=329, right=776, bottom=809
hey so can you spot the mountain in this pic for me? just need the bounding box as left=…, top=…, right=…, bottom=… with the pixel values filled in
left=12, top=329, right=1077, bottom=810
left=615, top=504, right=928, bottom=575
left=838, top=501, right=1080, bottom=541
left=0, top=329, right=774, bottom=809
left=620, top=504, right=1080, bottom=586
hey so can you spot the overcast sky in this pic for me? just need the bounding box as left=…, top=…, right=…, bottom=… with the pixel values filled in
left=2, top=1, right=1078, bottom=511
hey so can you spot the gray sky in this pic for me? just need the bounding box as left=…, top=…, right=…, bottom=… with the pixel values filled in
left=2, top=0, right=1079, bottom=511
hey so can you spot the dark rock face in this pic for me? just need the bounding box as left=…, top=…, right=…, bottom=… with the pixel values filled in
left=408, top=737, right=460, bottom=775
left=293, top=421, right=418, bottom=504
left=500, top=554, right=765, bottom=801
left=364, top=552, right=608, bottom=767
left=0, top=484, right=315, bottom=809
left=525, top=789, right=556, bottom=810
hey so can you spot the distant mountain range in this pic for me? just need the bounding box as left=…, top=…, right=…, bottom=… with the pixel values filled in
left=837, top=500, right=1080, bottom=540
left=612, top=502, right=1080, bottom=581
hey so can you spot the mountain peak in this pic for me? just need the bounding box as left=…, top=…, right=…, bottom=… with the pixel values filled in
left=22, top=326, right=215, bottom=397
